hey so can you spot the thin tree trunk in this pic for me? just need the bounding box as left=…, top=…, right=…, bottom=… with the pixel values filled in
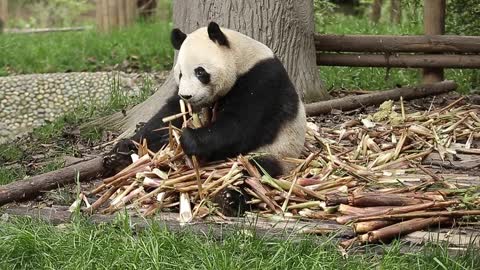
left=390, top=0, right=402, bottom=24
left=0, top=0, right=7, bottom=32
left=87, top=0, right=327, bottom=138
left=371, top=0, right=383, bottom=23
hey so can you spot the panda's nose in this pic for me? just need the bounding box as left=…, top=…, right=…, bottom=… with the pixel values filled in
left=179, top=94, right=193, bottom=101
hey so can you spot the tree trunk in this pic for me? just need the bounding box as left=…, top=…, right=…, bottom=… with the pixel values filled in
left=371, top=0, right=383, bottom=23
left=173, top=0, right=326, bottom=102
left=390, top=0, right=402, bottom=24
left=0, top=0, right=7, bottom=32
left=88, top=0, right=327, bottom=138
left=96, top=0, right=137, bottom=32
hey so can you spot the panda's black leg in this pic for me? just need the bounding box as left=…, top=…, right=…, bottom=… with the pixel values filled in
left=250, top=154, right=284, bottom=178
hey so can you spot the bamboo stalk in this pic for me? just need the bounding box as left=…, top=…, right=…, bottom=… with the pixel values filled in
left=357, top=217, right=451, bottom=244
left=337, top=201, right=457, bottom=224
left=192, top=156, right=204, bottom=199
left=356, top=209, right=480, bottom=222
left=353, top=220, right=395, bottom=234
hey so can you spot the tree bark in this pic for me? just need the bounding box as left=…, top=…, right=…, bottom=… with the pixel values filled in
left=88, top=0, right=327, bottom=137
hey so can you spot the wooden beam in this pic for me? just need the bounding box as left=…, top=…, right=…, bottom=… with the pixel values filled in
left=314, top=34, right=480, bottom=53
left=423, top=0, right=446, bottom=83
left=1, top=206, right=353, bottom=240
left=305, top=81, right=457, bottom=116
left=316, top=53, right=480, bottom=69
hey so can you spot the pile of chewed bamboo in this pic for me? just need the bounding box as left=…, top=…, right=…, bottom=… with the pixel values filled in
left=80, top=97, right=480, bottom=245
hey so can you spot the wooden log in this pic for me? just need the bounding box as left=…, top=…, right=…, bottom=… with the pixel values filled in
left=314, top=34, right=480, bottom=53
left=316, top=53, right=480, bottom=68
left=423, top=0, right=445, bottom=83
left=0, top=157, right=105, bottom=206
left=1, top=206, right=353, bottom=240
left=305, top=80, right=457, bottom=116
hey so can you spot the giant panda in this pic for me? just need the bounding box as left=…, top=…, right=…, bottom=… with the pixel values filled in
left=112, top=21, right=306, bottom=189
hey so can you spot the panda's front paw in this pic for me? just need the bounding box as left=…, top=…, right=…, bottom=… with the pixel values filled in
left=180, top=128, right=201, bottom=156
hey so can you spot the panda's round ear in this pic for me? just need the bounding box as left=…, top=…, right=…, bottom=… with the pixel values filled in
left=207, top=22, right=229, bottom=47
left=171, top=28, right=187, bottom=50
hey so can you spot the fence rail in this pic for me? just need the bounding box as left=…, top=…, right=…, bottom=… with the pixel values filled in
left=314, top=34, right=480, bottom=53
left=316, top=53, right=480, bottom=69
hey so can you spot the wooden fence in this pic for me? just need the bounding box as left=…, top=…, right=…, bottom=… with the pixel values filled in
left=315, top=0, right=480, bottom=84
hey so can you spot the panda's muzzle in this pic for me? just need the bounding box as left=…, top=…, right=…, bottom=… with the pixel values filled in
left=179, top=94, right=193, bottom=101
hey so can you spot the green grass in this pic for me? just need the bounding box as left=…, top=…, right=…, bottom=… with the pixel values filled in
left=0, top=216, right=478, bottom=270
left=0, top=22, right=173, bottom=76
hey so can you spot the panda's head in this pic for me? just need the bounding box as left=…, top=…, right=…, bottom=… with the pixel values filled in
left=171, top=22, right=237, bottom=109
left=171, top=22, right=238, bottom=109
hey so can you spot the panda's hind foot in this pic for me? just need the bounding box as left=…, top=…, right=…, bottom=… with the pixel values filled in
left=212, top=186, right=251, bottom=217
left=103, top=139, right=138, bottom=175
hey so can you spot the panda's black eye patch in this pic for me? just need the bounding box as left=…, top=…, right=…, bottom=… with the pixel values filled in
left=179, top=72, right=182, bottom=80
left=194, top=67, right=210, bottom=84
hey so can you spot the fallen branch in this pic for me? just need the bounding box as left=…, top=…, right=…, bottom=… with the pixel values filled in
left=305, top=81, right=457, bottom=116
left=0, top=157, right=105, bottom=206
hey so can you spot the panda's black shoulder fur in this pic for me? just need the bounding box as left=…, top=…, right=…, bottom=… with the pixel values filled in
left=117, top=56, right=299, bottom=177
left=180, top=56, right=299, bottom=159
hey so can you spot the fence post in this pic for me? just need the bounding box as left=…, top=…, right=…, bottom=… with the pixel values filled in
left=423, top=0, right=446, bottom=83
left=0, top=0, right=7, bottom=33
left=96, top=0, right=137, bottom=32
